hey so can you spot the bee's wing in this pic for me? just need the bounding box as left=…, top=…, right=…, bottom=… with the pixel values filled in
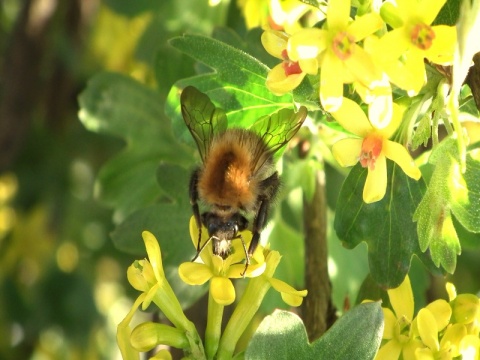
left=250, top=106, right=308, bottom=174
left=181, top=86, right=228, bottom=163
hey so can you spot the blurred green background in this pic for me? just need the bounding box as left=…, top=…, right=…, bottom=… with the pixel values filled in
left=1, top=0, right=479, bottom=359
left=0, top=1, right=229, bottom=358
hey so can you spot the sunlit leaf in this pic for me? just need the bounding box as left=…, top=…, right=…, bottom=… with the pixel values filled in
left=245, top=302, right=383, bottom=359
left=414, top=137, right=480, bottom=272
left=165, top=33, right=296, bottom=146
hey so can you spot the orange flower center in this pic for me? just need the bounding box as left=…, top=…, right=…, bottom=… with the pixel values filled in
left=410, top=23, right=435, bottom=50
left=359, top=134, right=383, bottom=171
left=281, top=49, right=302, bottom=76
left=332, top=31, right=355, bottom=60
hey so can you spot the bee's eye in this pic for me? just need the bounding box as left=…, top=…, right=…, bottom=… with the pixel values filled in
left=207, top=223, right=217, bottom=235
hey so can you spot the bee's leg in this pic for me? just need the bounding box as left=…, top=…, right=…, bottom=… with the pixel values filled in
left=242, top=172, right=280, bottom=276
left=189, top=168, right=203, bottom=260
left=237, top=233, right=249, bottom=277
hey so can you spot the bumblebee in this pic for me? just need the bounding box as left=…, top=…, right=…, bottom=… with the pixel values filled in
left=181, top=86, right=307, bottom=274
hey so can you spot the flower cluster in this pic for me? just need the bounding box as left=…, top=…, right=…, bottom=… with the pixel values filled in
left=261, top=0, right=456, bottom=203
left=376, top=276, right=480, bottom=359
left=117, top=222, right=307, bottom=359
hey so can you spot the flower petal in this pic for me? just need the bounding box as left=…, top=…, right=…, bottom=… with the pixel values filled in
left=327, top=0, right=350, bottom=30
left=417, top=308, right=440, bottom=351
left=425, top=25, right=456, bottom=65
left=299, top=58, right=319, bottom=75
left=288, top=28, right=327, bottom=61
left=127, top=261, right=149, bottom=292
left=189, top=216, right=213, bottom=266
left=376, top=339, right=402, bottom=360
left=261, top=30, right=288, bottom=59
left=347, top=13, right=383, bottom=41
left=403, top=51, right=427, bottom=94
left=425, top=299, right=452, bottom=331
left=266, top=63, right=306, bottom=95
left=344, top=46, right=382, bottom=89
left=363, top=153, right=387, bottom=203
left=418, top=0, right=446, bottom=25
left=320, top=52, right=344, bottom=112
left=117, top=293, right=146, bottom=360
left=368, top=92, right=393, bottom=130
left=331, top=97, right=372, bottom=137
left=142, top=231, right=165, bottom=281
left=143, top=283, right=160, bottom=310
left=227, top=262, right=266, bottom=279
left=440, top=323, right=467, bottom=357
left=376, top=29, right=411, bottom=64
left=382, top=307, right=397, bottom=340
left=332, top=138, right=362, bottom=167
left=388, top=275, right=414, bottom=321
left=210, top=276, right=236, bottom=305
left=460, top=334, right=480, bottom=358
left=383, top=140, right=421, bottom=180
left=178, top=262, right=212, bottom=285
left=415, top=347, right=435, bottom=360
left=378, top=102, right=403, bottom=138
left=269, top=278, right=307, bottom=307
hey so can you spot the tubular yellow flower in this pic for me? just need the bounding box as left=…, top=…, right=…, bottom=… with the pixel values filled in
left=217, top=249, right=307, bottom=359
left=331, top=98, right=421, bottom=203
left=178, top=217, right=266, bottom=306
left=287, top=0, right=383, bottom=112
left=377, top=0, right=456, bottom=94
left=121, top=231, right=205, bottom=359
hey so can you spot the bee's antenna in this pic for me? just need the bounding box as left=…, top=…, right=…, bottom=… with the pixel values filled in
left=191, top=235, right=214, bottom=262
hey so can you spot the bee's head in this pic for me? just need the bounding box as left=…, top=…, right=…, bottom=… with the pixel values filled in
left=202, top=212, right=248, bottom=238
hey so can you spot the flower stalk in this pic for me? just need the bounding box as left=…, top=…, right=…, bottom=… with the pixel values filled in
left=216, top=251, right=281, bottom=360
left=205, top=291, right=224, bottom=359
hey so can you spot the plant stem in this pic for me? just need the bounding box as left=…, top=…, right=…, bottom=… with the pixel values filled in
left=302, top=169, right=336, bottom=341
left=216, top=253, right=280, bottom=359
left=205, top=291, right=224, bottom=359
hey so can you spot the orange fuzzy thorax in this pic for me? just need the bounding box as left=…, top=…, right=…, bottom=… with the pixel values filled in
left=198, top=130, right=264, bottom=211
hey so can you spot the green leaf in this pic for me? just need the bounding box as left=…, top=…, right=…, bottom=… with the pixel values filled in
left=411, top=113, right=432, bottom=151
left=245, top=302, right=383, bottom=360
left=433, top=0, right=461, bottom=26
left=451, top=152, right=480, bottom=232
left=311, top=302, right=383, bottom=359
left=414, top=137, right=480, bottom=272
left=78, top=72, right=192, bottom=220
left=165, top=34, right=296, bottom=145
left=334, top=162, right=441, bottom=289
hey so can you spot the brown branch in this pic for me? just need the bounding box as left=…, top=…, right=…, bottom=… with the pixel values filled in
left=0, top=0, right=54, bottom=171
left=302, top=169, right=336, bottom=341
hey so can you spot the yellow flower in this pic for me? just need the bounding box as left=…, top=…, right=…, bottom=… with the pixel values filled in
left=216, top=249, right=307, bottom=359
left=416, top=304, right=466, bottom=360
left=376, top=276, right=422, bottom=360
left=126, top=231, right=192, bottom=331
left=331, top=98, right=421, bottom=203
left=377, top=0, right=456, bottom=94
left=178, top=217, right=266, bottom=306
left=238, top=0, right=320, bottom=33
left=287, top=0, right=383, bottom=112
left=119, top=231, right=204, bottom=359
left=261, top=30, right=318, bottom=95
